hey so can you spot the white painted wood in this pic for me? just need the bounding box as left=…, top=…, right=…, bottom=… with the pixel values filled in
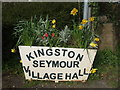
left=19, top=46, right=97, bottom=81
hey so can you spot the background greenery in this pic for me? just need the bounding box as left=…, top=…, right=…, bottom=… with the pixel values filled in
left=3, top=2, right=79, bottom=61
left=2, top=2, right=120, bottom=88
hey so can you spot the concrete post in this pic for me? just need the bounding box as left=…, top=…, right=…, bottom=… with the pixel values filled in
left=83, top=0, right=89, bottom=19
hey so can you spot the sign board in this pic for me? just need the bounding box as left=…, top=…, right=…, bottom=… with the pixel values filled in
left=18, top=46, right=97, bottom=82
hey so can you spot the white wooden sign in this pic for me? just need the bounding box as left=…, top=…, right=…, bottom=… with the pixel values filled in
left=18, top=46, right=97, bottom=82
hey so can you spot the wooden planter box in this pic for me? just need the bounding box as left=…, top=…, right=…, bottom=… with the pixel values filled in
left=18, top=46, right=97, bottom=82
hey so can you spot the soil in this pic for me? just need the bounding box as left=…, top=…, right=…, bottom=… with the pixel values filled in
left=2, top=72, right=112, bottom=88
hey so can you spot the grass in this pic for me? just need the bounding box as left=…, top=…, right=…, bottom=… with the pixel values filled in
left=88, top=47, right=119, bottom=87
left=2, top=54, right=24, bottom=76
left=2, top=47, right=119, bottom=88
left=22, top=80, right=40, bottom=88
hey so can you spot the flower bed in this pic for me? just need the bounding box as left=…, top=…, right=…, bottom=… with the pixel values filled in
left=12, top=8, right=99, bottom=82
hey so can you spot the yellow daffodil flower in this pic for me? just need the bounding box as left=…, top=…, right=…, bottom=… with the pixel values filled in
left=81, top=19, right=88, bottom=24
left=20, top=60, right=22, bottom=63
left=90, top=68, right=98, bottom=74
left=90, top=42, right=98, bottom=47
left=89, top=17, right=95, bottom=21
left=70, top=8, right=78, bottom=16
left=94, top=38, right=100, bottom=42
left=52, top=19, right=56, bottom=24
left=52, top=25, right=56, bottom=28
left=79, top=25, right=83, bottom=30
left=11, top=49, right=16, bottom=53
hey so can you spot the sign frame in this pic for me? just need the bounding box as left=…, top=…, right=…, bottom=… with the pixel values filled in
left=18, top=46, right=97, bottom=82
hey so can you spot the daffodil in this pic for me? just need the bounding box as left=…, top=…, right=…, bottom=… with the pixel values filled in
left=90, top=42, right=98, bottom=47
left=94, top=38, right=100, bottom=42
left=90, top=68, right=98, bottom=73
left=89, top=17, right=95, bottom=21
left=79, top=25, right=83, bottom=30
left=20, top=60, right=22, bottom=63
left=11, top=49, right=16, bottom=53
left=81, top=19, right=88, bottom=24
left=52, top=19, right=56, bottom=24
left=52, top=25, right=56, bottom=28
left=70, top=8, right=78, bottom=16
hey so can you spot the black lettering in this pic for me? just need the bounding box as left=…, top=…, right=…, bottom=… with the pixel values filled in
left=79, top=69, right=83, bottom=76
left=39, top=60, right=45, bottom=67
left=23, top=66, right=30, bottom=73
left=76, top=54, right=84, bottom=62
left=73, top=61, right=79, bottom=68
left=43, top=73, right=49, bottom=79
left=33, top=60, right=38, bottom=67
left=32, top=71, right=37, bottom=78
left=58, top=73, right=63, bottom=80
left=68, top=51, right=75, bottom=58
left=60, top=61, right=66, bottom=68
left=52, top=61, right=59, bottom=67
left=62, top=49, right=68, bottom=56
left=46, top=60, right=52, bottom=67
left=72, top=73, right=78, bottom=79
left=33, top=51, right=38, bottom=58
left=50, top=73, right=56, bottom=79
left=55, top=49, right=60, bottom=56
left=28, top=70, right=31, bottom=76
left=65, top=73, right=71, bottom=79
left=84, top=68, right=89, bottom=75
left=46, top=49, right=53, bottom=56
left=37, top=73, right=43, bottom=79
left=67, top=61, right=72, bottom=68
left=26, top=52, right=34, bottom=61
left=37, top=49, right=44, bottom=57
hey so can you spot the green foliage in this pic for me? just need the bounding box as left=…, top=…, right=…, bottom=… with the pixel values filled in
left=59, top=25, right=71, bottom=45
left=89, top=2, right=99, bottom=16
left=14, top=5, right=97, bottom=48
left=94, top=49, right=118, bottom=67
left=14, top=17, right=35, bottom=46
left=2, top=55, right=23, bottom=76
left=88, top=49, right=118, bottom=87
left=14, top=20, right=35, bottom=46
left=14, top=15, right=72, bottom=47
left=32, top=15, right=59, bottom=47
left=13, top=7, right=99, bottom=49
left=23, top=80, right=40, bottom=88
left=71, top=19, right=98, bottom=48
